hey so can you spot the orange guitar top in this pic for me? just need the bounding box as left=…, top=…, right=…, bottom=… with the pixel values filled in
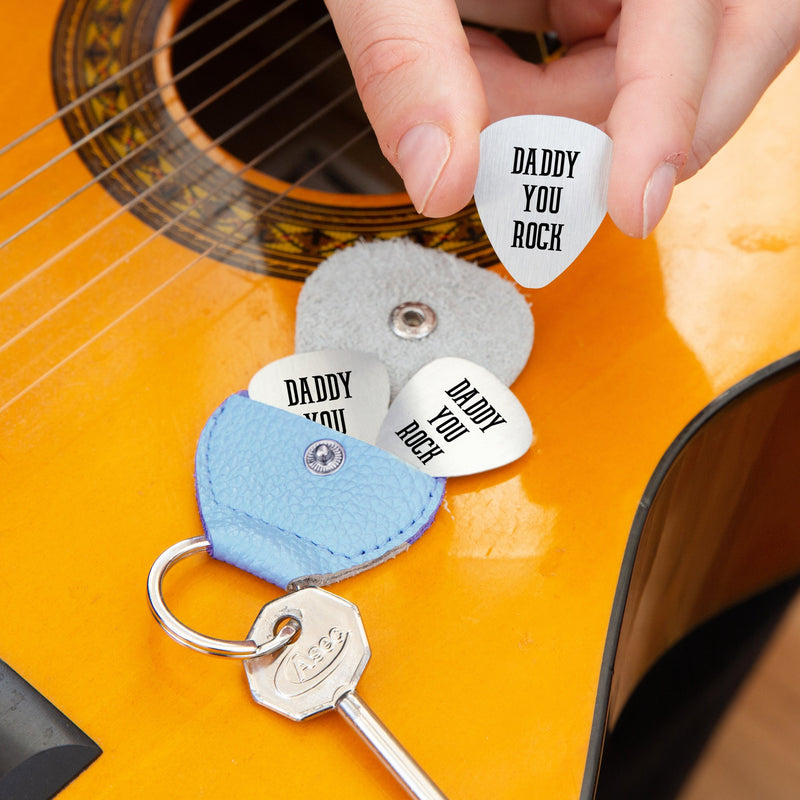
left=1, top=1, right=799, bottom=798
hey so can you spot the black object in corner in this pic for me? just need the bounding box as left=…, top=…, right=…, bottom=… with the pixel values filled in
left=0, top=659, right=101, bottom=800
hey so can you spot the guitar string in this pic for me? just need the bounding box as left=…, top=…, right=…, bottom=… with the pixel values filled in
left=0, top=3, right=371, bottom=407
left=0, top=0, right=298, bottom=158
left=0, top=58, right=351, bottom=355
left=0, top=40, right=343, bottom=301
left=0, top=1, right=318, bottom=207
left=0, top=12, right=333, bottom=268
left=0, top=52, right=344, bottom=309
left=0, top=24, right=559, bottom=412
left=0, top=80, right=356, bottom=358
left=0, top=124, right=372, bottom=416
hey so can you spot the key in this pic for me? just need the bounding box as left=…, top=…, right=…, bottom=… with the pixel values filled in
left=244, top=587, right=448, bottom=800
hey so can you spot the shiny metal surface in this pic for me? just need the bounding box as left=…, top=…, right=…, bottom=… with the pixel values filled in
left=245, top=587, right=370, bottom=720
left=248, top=350, right=391, bottom=445
left=338, top=691, right=449, bottom=800
left=303, top=438, right=346, bottom=475
left=390, top=302, right=438, bottom=339
left=375, top=356, right=533, bottom=477
left=474, top=115, right=612, bottom=288
left=245, top=587, right=449, bottom=799
left=147, top=536, right=300, bottom=658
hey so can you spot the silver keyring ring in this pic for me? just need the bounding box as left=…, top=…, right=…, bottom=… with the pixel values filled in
left=147, top=536, right=300, bottom=659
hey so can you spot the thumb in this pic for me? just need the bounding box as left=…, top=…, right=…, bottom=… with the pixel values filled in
left=325, top=0, right=488, bottom=217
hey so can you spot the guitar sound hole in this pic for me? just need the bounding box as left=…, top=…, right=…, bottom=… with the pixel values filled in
left=171, top=0, right=405, bottom=195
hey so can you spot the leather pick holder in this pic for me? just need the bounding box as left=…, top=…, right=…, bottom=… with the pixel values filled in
left=195, top=392, right=446, bottom=589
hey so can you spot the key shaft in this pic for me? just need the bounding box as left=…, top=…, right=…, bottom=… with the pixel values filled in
left=337, top=690, right=447, bottom=800
left=245, top=588, right=450, bottom=798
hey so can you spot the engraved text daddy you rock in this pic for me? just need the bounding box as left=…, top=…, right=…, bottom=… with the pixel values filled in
left=474, top=115, right=612, bottom=288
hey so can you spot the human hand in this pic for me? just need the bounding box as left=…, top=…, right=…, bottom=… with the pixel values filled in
left=324, top=0, right=800, bottom=238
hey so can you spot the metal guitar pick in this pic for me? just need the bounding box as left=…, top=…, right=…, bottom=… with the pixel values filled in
left=375, top=357, right=533, bottom=477
left=248, top=350, right=390, bottom=444
left=474, top=115, right=612, bottom=288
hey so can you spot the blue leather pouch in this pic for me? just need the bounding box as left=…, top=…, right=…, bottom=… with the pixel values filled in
left=195, top=393, right=446, bottom=589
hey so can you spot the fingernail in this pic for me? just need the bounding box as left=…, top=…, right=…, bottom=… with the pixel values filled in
left=397, top=123, right=452, bottom=215
left=642, top=161, right=678, bottom=238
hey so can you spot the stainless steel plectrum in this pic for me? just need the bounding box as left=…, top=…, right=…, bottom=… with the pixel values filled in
left=474, top=115, right=612, bottom=288
left=375, top=357, right=533, bottom=477
left=248, top=350, right=390, bottom=444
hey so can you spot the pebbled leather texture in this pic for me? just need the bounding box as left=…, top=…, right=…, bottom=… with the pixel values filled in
left=195, top=393, right=446, bottom=589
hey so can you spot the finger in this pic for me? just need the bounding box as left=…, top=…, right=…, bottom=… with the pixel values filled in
left=682, top=0, right=800, bottom=179
left=605, top=0, right=724, bottom=238
left=324, top=0, right=488, bottom=217
left=465, top=27, right=617, bottom=124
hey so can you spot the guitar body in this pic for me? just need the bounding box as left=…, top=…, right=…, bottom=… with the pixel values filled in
left=1, top=1, right=799, bottom=797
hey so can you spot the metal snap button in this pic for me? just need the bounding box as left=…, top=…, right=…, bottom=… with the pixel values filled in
left=389, top=302, right=437, bottom=339
left=304, top=439, right=346, bottom=475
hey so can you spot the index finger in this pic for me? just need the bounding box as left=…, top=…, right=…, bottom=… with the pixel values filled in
left=325, top=0, right=488, bottom=216
left=605, top=0, right=724, bottom=237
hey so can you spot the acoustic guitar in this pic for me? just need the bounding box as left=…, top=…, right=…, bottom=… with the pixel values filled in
left=1, top=0, right=799, bottom=797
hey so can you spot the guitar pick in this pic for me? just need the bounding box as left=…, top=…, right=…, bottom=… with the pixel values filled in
left=375, top=357, right=533, bottom=477
left=248, top=350, right=390, bottom=444
left=474, top=115, right=612, bottom=288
